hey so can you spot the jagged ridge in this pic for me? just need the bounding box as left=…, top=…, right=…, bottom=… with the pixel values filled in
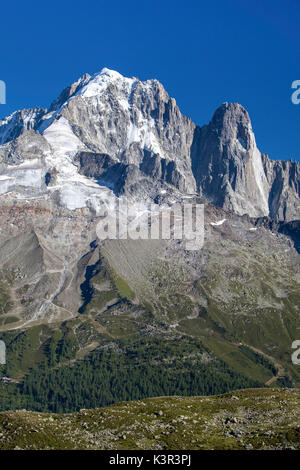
left=0, top=68, right=299, bottom=219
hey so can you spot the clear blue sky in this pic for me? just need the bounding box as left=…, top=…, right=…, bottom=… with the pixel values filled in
left=0, top=0, right=299, bottom=161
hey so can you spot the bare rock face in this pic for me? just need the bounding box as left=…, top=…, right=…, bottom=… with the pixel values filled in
left=0, top=130, right=50, bottom=165
left=0, top=68, right=299, bottom=220
left=56, top=69, right=197, bottom=195
left=263, top=156, right=300, bottom=221
left=0, top=108, right=44, bottom=146
left=191, top=102, right=300, bottom=220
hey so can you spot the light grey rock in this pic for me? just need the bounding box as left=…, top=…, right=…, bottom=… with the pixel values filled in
left=263, top=155, right=300, bottom=221
left=0, top=107, right=45, bottom=145
left=48, top=73, right=91, bottom=112
left=191, top=102, right=300, bottom=221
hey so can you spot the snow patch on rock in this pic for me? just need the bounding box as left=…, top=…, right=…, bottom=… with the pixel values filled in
left=210, top=219, right=226, bottom=226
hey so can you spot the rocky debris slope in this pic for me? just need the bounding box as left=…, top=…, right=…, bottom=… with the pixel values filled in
left=0, top=194, right=299, bottom=386
left=0, top=389, right=299, bottom=450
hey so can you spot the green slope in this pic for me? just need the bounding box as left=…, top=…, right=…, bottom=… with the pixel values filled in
left=0, top=388, right=299, bottom=450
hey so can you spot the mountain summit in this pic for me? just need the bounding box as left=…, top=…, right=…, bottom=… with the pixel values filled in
left=0, top=68, right=299, bottom=219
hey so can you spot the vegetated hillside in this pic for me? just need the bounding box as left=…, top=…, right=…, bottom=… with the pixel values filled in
left=0, top=332, right=260, bottom=413
left=0, top=388, right=299, bottom=450
left=0, top=203, right=299, bottom=413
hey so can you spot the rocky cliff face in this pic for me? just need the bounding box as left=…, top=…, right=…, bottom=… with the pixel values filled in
left=0, top=68, right=299, bottom=219
left=0, top=69, right=300, bottom=395
left=1, top=390, right=300, bottom=450
left=191, top=103, right=270, bottom=218
left=191, top=102, right=300, bottom=220
left=263, top=155, right=300, bottom=221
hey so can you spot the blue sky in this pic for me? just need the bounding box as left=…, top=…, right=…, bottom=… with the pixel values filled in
left=0, top=0, right=299, bottom=161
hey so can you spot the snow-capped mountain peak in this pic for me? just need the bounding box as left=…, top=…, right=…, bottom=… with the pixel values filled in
left=0, top=69, right=299, bottom=220
left=75, top=68, right=137, bottom=105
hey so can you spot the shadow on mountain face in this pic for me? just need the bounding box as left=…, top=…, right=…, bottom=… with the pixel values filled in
left=254, top=216, right=300, bottom=254
left=278, top=220, right=300, bottom=254
left=78, top=240, right=100, bottom=314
